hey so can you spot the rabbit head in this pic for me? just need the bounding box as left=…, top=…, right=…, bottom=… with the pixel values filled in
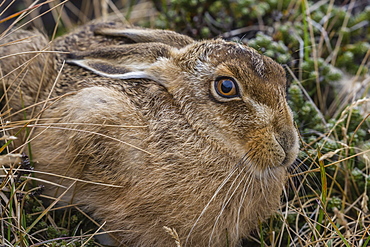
left=67, top=27, right=299, bottom=175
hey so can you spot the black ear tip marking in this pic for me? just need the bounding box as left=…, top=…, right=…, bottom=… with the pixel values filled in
left=67, top=52, right=79, bottom=59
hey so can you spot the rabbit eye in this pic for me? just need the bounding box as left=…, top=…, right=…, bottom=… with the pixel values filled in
left=215, top=77, right=239, bottom=98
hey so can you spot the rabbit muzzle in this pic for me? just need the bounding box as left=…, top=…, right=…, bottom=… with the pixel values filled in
left=239, top=121, right=299, bottom=173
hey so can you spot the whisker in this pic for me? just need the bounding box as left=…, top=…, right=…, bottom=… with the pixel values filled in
left=185, top=158, right=241, bottom=245
left=208, top=158, right=253, bottom=245
left=235, top=164, right=256, bottom=240
left=288, top=158, right=321, bottom=203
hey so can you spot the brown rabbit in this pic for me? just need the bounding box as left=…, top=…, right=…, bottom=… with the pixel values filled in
left=0, top=21, right=299, bottom=247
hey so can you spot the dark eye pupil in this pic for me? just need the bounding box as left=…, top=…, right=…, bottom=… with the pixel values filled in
left=221, top=80, right=234, bottom=93
left=214, top=77, right=239, bottom=99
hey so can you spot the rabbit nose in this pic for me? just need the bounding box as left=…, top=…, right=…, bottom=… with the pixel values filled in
left=275, top=128, right=299, bottom=167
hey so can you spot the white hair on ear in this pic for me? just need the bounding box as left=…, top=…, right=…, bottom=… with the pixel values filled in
left=112, top=71, right=155, bottom=80
left=66, top=59, right=156, bottom=81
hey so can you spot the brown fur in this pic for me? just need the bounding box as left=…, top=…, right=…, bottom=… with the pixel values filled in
left=0, top=21, right=299, bottom=246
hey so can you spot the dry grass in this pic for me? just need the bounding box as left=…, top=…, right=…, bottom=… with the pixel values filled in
left=0, top=0, right=369, bottom=246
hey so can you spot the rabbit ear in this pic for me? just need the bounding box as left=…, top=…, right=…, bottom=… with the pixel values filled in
left=67, top=43, right=173, bottom=82
left=94, top=27, right=194, bottom=48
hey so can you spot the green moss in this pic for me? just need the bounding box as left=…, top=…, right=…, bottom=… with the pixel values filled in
left=247, top=32, right=292, bottom=64
left=336, top=42, right=370, bottom=75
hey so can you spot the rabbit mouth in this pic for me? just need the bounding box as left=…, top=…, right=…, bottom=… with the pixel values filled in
left=280, top=153, right=297, bottom=168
